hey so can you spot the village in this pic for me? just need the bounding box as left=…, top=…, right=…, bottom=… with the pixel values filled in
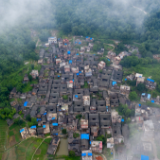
left=7, top=35, right=160, bottom=160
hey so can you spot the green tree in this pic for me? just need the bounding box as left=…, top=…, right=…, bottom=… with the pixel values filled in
left=69, top=151, right=76, bottom=157
left=137, top=83, right=147, bottom=92
left=62, top=129, right=67, bottom=134
left=129, top=91, right=138, bottom=101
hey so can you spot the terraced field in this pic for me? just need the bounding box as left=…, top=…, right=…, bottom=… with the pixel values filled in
left=0, top=120, right=8, bottom=160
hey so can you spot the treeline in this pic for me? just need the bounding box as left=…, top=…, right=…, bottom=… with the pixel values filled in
left=0, top=28, right=38, bottom=108
left=120, top=56, right=158, bottom=68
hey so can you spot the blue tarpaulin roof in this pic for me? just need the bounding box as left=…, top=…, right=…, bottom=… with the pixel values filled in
left=125, top=78, right=127, bottom=81
left=81, top=133, right=89, bottom=140
left=20, top=129, right=24, bottom=133
left=82, top=153, right=86, bottom=156
left=69, top=60, right=72, bottom=64
left=79, top=71, right=82, bottom=74
left=43, top=125, right=46, bottom=128
left=52, top=117, right=55, bottom=120
left=86, top=36, right=89, bottom=38
left=53, top=133, right=58, bottom=135
left=112, top=81, right=117, bottom=86
left=30, top=126, right=36, bottom=129
left=52, top=123, right=58, bottom=126
left=55, top=56, right=56, bottom=58
left=37, top=118, right=41, bottom=121
left=67, top=51, right=71, bottom=54
left=147, top=78, right=154, bottom=83
left=79, top=42, right=81, bottom=44
left=58, top=75, right=60, bottom=77
left=73, top=79, right=74, bottom=82
left=142, top=93, right=145, bottom=96
left=43, top=112, right=47, bottom=116
left=75, top=95, right=78, bottom=98
left=24, top=101, right=28, bottom=107
left=76, top=73, right=79, bottom=76
left=90, top=37, right=92, bottom=40
left=147, top=94, right=151, bottom=99
left=121, top=119, right=124, bottom=122
left=139, top=104, right=141, bottom=107
left=141, top=155, right=149, bottom=160
left=88, top=153, right=92, bottom=156
left=108, top=59, right=110, bottom=61
left=151, top=100, right=155, bottom=103
left=76, top=53, right=79, bottom=55
left=65, top=43, right=67, bottom=45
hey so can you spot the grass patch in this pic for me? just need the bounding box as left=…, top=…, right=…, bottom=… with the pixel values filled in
left=104, top=44, right=114, bottom=51
left=9, top=131, right=14, bottom=136
left=83, top=81, right=89, bottom=88
left=73, top=133, right=80, bottom=138
left=44, top=138, right=52, bottom=144
left=33, top=141, right=49, bottom=160
left=45, top=133, right=51, bottom=137
left=0, top=120, right=8, bottom=157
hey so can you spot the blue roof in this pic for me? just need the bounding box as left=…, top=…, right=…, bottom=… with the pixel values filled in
left=58, top=75, right=60, bottom=77
left=147, top=94, right=151, bottom=99
left=43, top=112, right=47, bottom=116
left=30, top=125, right=36, bottom=129
left=55, top=56, right=56, bottom=58
left=125, top=78, right=127, bottom=81
left=43, top=125, right=46, bottom=128
left=76, top=53, right=79, bottom=55
left=86, top=36, right=89, bottom=38
left=139, top=104, right=141, bottom=107
left=53, top=133, right=58, bottom=135
left=121, top=119, right=124, bottom=122
left=112, top=81, right=117, bottom=86
left=79, top=42, right=81, bottom=44
left=52, top=117, right=55, bottom=120
left=67, top=51, right=71, bottom=54
left=20, top=129, right=24, bottom=133
left=151, top=100, right=155, bottom=103
left=69, top=60, right=72, bottom=64
left=111, top=152, right=113, bottom=155
left=75, top=95, right=78, bottom=98
left=82, top=153, right=86, bottom=156
left=76, top=73, right=79, bottom=76
left=73, top=79, right=74, bottom=82
left=24, top=101, right=28, bottom=107
left=142, top=93, right=145, bottom=96
left=141, top=155, right=149, bottom=160
left=52, top=123, right=58, bottom=126
left=37, top=118, right=41, bottom=121
left=79, top=71, right=82, bottom=74
left=81, top=133, right=89, bottom=140
left=88, top=153, right=92, bottom=156
left=108, top=59, right=110, bottom=61
left=147, top=78, right=154, bottom=83
left=90, top=37, right=92, bottom=40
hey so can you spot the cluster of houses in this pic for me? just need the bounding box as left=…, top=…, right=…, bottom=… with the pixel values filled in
left=8, top=36, right=157, bottom=160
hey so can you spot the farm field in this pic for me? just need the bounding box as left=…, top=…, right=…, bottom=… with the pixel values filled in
left=0, top=120, right=8, bottom=160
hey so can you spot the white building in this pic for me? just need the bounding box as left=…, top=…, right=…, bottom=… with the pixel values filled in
left=48, top=37, right=57, bottom=44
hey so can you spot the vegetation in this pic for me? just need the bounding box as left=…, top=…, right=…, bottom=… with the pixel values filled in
left=96, top=135, right=106, bottom=145
left=129, top=91, right=139, bottom=101
left=0, top=107, right=16, bottom=119
left=83, top=81, right=89, bottom=88
left=76, top=114, right=82, bottom=120
left=114, top=43, right=128, bottom=55
left=28, top=117, right=38, bottom=127
left=73, top=133, right=80, bottom=138
left=117, top=104, right=135, bottom=118
left=62, top=129, right=67, bottom=134
left=62, top=95, right=68, bottom=100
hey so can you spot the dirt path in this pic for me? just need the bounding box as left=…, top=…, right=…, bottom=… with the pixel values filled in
left=31, top=136, right=51, bottom=160
left=36, top=38, right=40, bottom=47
